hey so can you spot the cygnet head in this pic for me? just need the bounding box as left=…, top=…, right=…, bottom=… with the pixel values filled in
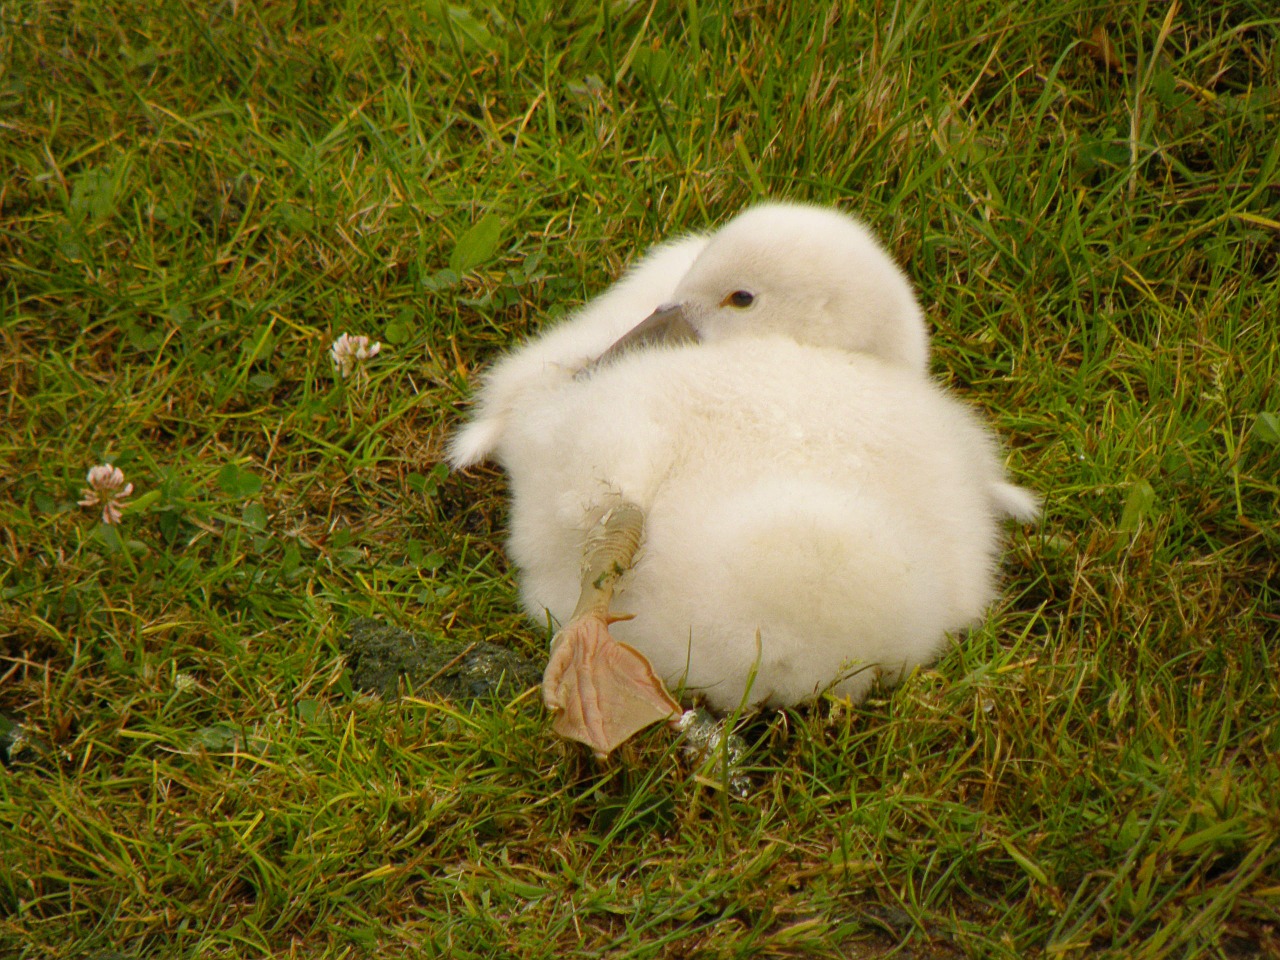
left=627, top=203, right=929, bottom=375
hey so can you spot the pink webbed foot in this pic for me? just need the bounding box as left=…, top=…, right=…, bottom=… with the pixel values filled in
left=542, top=611, right=680, bottom=758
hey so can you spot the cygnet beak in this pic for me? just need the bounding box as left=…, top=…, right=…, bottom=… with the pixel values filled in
left=593, top=303, right=700, bottom=367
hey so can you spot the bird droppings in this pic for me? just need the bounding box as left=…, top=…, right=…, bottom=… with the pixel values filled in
left=0, top=714, right=33, bottom=766
left=0, top=713, right=60, bottom=769
left=342, top=618, right=542, bottom=703
left=677, top=708, right=751, bottom=796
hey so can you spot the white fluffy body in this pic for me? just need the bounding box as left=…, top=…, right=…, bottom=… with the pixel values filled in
left=450, top=203, right=1037, bottom=712
left=449, top=234, right=709, bottom=469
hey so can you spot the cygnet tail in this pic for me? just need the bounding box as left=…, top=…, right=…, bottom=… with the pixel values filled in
left=448, top=417, right=502, bottom=469
left=990, top=482, right=1040, bottom=523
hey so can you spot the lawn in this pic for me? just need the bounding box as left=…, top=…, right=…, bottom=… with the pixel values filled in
left=2, top=1, right=1278, bottom=957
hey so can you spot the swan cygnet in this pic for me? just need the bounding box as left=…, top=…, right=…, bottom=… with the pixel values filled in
left=450, top=203, right=1039, bottom=757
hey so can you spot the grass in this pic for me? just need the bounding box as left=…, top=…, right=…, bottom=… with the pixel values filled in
left=2, top=0, right=1278, bottom=956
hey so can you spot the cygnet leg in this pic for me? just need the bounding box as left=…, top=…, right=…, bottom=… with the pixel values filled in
left=542, top=502, right=681, bottom=757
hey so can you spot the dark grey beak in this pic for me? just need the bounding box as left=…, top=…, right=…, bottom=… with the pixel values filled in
left=587, top=304, right=700, bottom=373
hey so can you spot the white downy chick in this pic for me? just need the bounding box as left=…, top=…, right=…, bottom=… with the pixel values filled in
left=451, top=202, right=1038, bottom=751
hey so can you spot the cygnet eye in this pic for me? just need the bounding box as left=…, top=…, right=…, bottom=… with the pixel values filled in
left=721, top=290, right=755, bottom=309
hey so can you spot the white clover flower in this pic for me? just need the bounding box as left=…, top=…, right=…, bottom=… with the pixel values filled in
left=78, top=464, right=134, bottom=525
left=330, top=333, right=382, bottom=379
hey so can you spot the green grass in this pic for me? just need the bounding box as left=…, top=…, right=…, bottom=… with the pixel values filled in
left=2, top=1, right=1278, bottom=957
